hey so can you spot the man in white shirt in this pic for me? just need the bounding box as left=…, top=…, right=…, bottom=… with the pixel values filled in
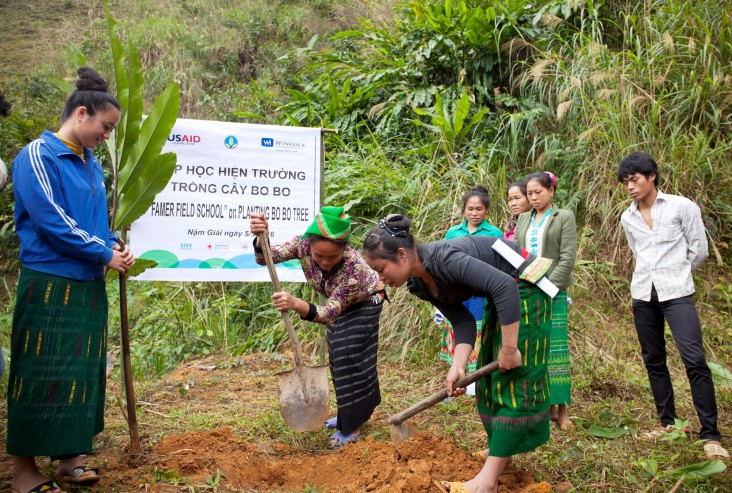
left=618, top=151, right=727, bottom=459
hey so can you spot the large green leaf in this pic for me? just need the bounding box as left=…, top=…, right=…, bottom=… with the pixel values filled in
left=106, top=258, right=158, bottom=281
left=117, top=82, right=180, bottom=196
left=114, top=152, right=177, bottom=229
left=106, top=5, right=129, bottom=150
left=708, top=361, right=732, bottom=388
left=587, top=423, right=634, bottom=439
left=668, top=460, right=726, bottom=482
left=119, top=41, right=143, bottom=172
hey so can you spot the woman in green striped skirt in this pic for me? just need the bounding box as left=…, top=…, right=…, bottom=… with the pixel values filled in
left=363, top=215, right=554, bottom=493
left=8, top=67, right=134, bottom=493
left=515, top=171, right=577, bottom=430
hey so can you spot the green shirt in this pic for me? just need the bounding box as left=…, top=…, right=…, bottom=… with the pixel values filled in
left=445, top=219, right=503, bottom=240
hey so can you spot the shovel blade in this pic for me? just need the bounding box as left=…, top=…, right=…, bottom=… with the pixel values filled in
left=276, top=365, right=330, bottom=432
left=390, top=420, right=419, bottom=450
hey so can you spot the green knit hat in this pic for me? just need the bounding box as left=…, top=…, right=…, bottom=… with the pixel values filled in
left=303, top=206, right=351, bottom=240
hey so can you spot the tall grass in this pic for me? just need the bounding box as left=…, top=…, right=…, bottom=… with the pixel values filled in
left=503, top=0, right=732, bottom=280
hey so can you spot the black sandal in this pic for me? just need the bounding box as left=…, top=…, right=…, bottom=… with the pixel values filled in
left=11, top=480, right=64, bottom=493
left=56, top=465, right=100, bottom=484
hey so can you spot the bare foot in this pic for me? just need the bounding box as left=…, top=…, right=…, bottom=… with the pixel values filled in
left=556, top=404, right=572, bottom=429
left=12, top=457, right=63, bottom=493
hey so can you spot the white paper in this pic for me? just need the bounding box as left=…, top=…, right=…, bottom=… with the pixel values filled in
left=491, top=240, right=559, bottom=298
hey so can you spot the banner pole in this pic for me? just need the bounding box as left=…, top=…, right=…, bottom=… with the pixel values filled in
left=317, top=128, right=336, bottom=365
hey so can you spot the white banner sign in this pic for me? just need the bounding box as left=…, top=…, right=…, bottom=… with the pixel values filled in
left=130, top=118, right=321, bottom=281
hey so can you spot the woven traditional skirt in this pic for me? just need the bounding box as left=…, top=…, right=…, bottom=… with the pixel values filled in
left=439, top=296, right=486, bottom=371
left=548, top=290, right=571, bottom=405
left=327, top=296, right=384, bottom=435
left=7, top=268, right=108, bottom=457
left=476, top=281, right=551, bottom=457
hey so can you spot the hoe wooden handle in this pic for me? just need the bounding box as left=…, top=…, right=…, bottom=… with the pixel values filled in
left=388, top=361, right=499, bottom=425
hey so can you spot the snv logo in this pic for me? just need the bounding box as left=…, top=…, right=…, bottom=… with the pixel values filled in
left=261, top=137, right=274, bottom=147
left=168, top=134, right=201, bottom=144
left=180, top=243, right=192, bottom=250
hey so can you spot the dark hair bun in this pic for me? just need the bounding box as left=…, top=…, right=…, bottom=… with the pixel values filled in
left=382, top=214, right=411, bottom=234
left=75, top=66, right=109, bottom=92
left=471, top=185, right=489, bottom=194
left=0, top=91, right=10, bottom=118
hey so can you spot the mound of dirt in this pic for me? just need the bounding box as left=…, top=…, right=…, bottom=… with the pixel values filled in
left=0, top=354, right=555, bottom=492
left=147, top=427, right=550, bottom=492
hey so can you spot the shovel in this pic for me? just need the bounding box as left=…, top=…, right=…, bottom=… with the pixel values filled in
left=388, top=360, right=499, bottom=449
left=258, top=233, right=330, bottom=432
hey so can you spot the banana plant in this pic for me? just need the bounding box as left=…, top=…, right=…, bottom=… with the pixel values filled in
left=104, top=2, right=180, bottom=453
left=411, top=88, right=491, bottom=169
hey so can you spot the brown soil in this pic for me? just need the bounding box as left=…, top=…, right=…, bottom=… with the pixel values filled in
left=0, top=354, right=553, bottom=492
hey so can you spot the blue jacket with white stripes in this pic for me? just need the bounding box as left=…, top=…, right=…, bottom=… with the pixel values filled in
left=13, top=130, right=117, bottom=281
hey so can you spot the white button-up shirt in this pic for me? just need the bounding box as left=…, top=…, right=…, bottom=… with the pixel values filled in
left=620, top=191, right=708, bottom=302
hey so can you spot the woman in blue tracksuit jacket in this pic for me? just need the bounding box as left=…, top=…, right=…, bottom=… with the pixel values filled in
left=8, top=67, right=134, bottom=493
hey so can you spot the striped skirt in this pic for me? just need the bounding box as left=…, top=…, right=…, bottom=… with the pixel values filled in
left=327, top=297, right=384, bottom=435
left=476, top=281, right=552, bottom=457
left=7, top=268, right=108, bottom=457
left=548, top=290, right=571, bottom=405
left=439, top=296, right=486, bottom=371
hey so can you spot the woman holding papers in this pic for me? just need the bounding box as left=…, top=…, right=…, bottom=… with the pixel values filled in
left=515, top=171, right=577, bottom=430
left=362, top=214, right=555, bottom=493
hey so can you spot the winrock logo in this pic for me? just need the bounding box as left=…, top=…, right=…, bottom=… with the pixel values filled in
left=168, top=134, right=201, bottom=145
left=261, top=137, right=308, bottom=153
left=224, top=135, right=239, bottom=149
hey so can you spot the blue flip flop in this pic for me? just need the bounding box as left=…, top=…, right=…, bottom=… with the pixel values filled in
left=324, top=417, right=338, bottom=429
left=328, top=430, right=363, bottom=449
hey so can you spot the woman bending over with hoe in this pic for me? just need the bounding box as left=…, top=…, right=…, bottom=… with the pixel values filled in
left=363, top=215, right=553, bottom=493
left=250, top=206, right=386, bottom=448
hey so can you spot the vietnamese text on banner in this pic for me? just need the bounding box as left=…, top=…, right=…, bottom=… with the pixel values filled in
left=130, top=118, right=321, bottom=282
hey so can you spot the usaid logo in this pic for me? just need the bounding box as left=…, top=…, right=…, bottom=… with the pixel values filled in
left=180, top=243, right=193, bottom=250
left=168, top=134, right=201, bottom=145
left=261, top=137, right=274, bottom=147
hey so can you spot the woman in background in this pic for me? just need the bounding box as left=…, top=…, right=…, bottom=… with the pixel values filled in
left=439, top=186, right=502, bottom=392
left=503, top=181, right=530, bottom=242
left=515, top=171, right=577, bottom=429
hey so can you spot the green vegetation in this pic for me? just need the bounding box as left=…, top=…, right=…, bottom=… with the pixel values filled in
left=1, top=0, right=731, bottom=490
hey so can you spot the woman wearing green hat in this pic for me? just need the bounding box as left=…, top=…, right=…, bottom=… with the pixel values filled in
left=250, top=206, right=386, bottom=448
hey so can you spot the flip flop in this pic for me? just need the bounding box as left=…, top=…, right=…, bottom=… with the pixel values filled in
left=704, top=441, right=730, bottom=459
left=11, top=480, right=65, bottom=493
left=56, top=465, right=100, bottom=484
left=324, top=417, right=338, bottom=429
left=328, top=430, right=363, bottom=449
left=433, top=479, right=469, bottom=493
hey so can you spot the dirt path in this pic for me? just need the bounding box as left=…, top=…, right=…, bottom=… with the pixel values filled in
left=0, top=354, right=556, bottom=492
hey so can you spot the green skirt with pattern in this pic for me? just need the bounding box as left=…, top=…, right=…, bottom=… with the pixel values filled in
left=476, top=281, right=551, bottom=457
left=7, top=268, right=108, bottom=457
left=548, top=290, right=571, bottom=405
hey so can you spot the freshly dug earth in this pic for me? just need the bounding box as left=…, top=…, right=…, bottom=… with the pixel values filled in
left=0, top=354, right=553, bottom=492
left=137, top=428, right=551, bottom=492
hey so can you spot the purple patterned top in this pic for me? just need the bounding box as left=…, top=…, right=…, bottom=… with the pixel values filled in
left=255, top=236, right=381, bottom=325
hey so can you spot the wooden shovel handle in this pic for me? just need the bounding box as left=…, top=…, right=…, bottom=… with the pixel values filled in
left=388, top=360, right=499, bottom=425
left=258, top=233, right=306, bottom=369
